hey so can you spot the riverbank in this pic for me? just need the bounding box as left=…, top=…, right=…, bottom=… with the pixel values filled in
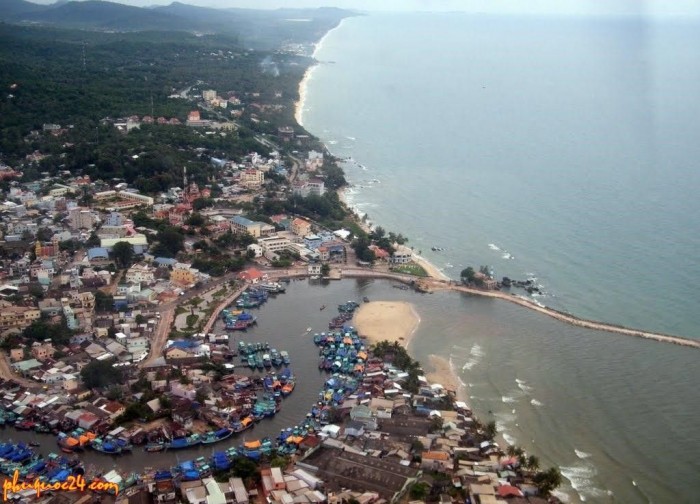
left=353, top=301, right=420, bottom=347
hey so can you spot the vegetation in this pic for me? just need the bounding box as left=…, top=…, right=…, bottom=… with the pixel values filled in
left=409, top=482, right=430, bottom=500
left=111, top=241, right=135, bottom=269
left=372, top=340, right=421, bottom=393
left=22, top=318, right=74, bottom=346
left=391, top=263, right=428, bottom=277
left=80, top=359, right=124, bottom=389
left=533, top=467, right=563, bottom=496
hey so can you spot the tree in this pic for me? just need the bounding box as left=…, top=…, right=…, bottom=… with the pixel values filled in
left=479, top=265, right=491, bottom=277
left=111, top=241, right=135, bottom=269
left=135, top=314, right=145, bottom=325
left=460, top=266, right=475, bottom=283
left=409, top=482, right=430, bottom=500
left=484, top=420, right=497, bottom=440
left=94, top=290, right=114, bottom=312
left=533, top=467, right=563, bottom=496
left=320, top=263, right=330, bottom=276
left=80, top=360, right=123, bottom=389
left=527, top=454, right=540, bottom=472
left=186, top=213, right=205, bottom=227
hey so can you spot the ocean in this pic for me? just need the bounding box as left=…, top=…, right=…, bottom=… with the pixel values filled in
left=300, top=12, right=700, bottom=504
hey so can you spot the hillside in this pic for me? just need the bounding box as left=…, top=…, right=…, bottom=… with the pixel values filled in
left=1, top=0, right=354, bottom=49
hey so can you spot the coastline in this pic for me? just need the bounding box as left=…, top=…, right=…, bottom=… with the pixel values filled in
left=295, top=17, right=350, bottom=127
left=425, top=354, right=466, bottom=401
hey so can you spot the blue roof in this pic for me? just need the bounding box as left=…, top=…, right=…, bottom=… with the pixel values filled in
left=231, top=215, right=254, bottom=226
left=155, top=257, right=177, bottom=266
left=87, top=247, right=109, bottom=260
left=170, top=340, right=199, bottom=349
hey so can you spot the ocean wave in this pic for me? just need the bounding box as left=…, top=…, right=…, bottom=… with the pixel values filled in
left=502, top=432, right=517, bottom=446
left=530, top=399, right=543, bottom=407
left=461, top=343, right=484, bottom=371
left=560, top=463, right=607, bottom=501
left=327, top=140, right=338, bottom=145
left=575, top=449, right=592, bottom=459
left=345, top=135, right=356, bottom=141
left=488, top=243, right=501, bottom=251
left=501, top=395, right=517, bottom=404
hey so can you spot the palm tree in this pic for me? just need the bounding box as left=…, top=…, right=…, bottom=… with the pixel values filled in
left=527, top=454, right=540, bottom=472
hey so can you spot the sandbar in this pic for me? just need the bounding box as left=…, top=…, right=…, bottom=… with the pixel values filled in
left=353, top=301, right=420, bottom=347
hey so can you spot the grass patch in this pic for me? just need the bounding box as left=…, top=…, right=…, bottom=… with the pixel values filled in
left=391, top=263, right=428, bottom=277
left=175, top=306, right=188, bottom=316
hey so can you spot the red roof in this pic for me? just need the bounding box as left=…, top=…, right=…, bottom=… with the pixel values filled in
left=497, top=485, right=524, bottom=498
left=239, top=268, right=263, bottom=281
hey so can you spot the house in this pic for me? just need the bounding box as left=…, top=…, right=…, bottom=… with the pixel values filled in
left=421, top=450, right=453, bottom=472
left=390, top=245, right=413, bottom=264
left=31, top=341, right=55, bottom=361
left=291, top=218, right=312, bottom=237
left=125, top=264, right=154, bottom=285
left=12, top=359, right=42, bottom=376
left=170, top=264, right=197, bottom=286
left=100, top=401, right=126, bottom=420
left=10, top=347, right=25, bottom=362
left=238, top=268, right=264, bottom=283
left=240, top=169, right=264, bottom=189
left=344, top=420, right=365, bottom=438
left=308, top=264, right=321, bottom=276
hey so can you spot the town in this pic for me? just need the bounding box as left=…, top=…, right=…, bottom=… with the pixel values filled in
left=0, top=17, right=560, bottom=504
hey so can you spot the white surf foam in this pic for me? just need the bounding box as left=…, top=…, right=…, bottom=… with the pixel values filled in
left=530, top=399, right=543, bottom=407
left=488, top=243, right=501, bottom=251
left=345, top=135, right=356, bottom=141
left=560, top=463, right=607, bottom=502
left=502, top=432, right=517, bottom=445
left=461, top=343, right=484, bottom=371
left=501, top=395, right=517, bottom=404
left=575, top=449, right=592, bottom=459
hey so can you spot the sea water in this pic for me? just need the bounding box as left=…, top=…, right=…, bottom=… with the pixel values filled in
left=301, top=12, right=700, bottom=503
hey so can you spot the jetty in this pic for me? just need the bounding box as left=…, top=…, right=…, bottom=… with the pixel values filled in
left=337, top=267, right=700, bottom=349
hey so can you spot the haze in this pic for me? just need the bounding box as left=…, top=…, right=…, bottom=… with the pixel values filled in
left=26, top=0, right=700, bottom=17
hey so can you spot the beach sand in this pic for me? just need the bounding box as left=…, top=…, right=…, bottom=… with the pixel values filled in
left=425, top=354, right=465, bottom=401
left=353, top=301, right=420, bottom=347
left=412, top=253, right=451, bottom=281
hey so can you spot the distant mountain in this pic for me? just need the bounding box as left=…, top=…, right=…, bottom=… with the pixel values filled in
left=8, top=1, right=200, bottom=32
left=1, top=0, right=48, bottom=18
left=1, top=0, right=355, bottom=49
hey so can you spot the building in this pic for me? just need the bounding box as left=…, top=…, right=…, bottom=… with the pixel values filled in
left=125, top=264, right=155, bottom=285
left=68, top=207, right=94, bottom=230
left=291, top=218, right=312, bottom=237
left=100, top=235, right=148, bottom=253
left=240, top=168, right=264, bottom=189
left=257, top=236, right=291, bottom=255
left=170, top=264, right=197, bottom=286
left=230, top=216, right=274, bottom=238
left=308, top=263, right=321, bottom=276
left=293, top=178, right=326, bottom=197
left=390, top=245, right=413, bottom=264
left=278, top=126, right=294, bottom=142
left=202, top=89, right=217, bottom=102
left=31, top=341, right=56, bottom=361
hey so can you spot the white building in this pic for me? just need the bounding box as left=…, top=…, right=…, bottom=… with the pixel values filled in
left=390, top=245, right=413, bottom=264
left=125, top=264, right=155, bottom=285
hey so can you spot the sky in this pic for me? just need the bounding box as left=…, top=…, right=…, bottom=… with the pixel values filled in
left=27, top=0, right=700, bottom=17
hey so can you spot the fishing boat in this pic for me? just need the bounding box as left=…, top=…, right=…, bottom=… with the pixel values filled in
left=201, top=428, right=233, bottom=445
left=90, top=438, right=122, bottom=455
left=166, top=433, right=200, bottom=450
left=144, top=442, right=166, bottom=453
left=258, top=282, right=286, bottom=293
left=320, top=305, right=326, bottom=310
left=280, top=350, right=290, bottom=366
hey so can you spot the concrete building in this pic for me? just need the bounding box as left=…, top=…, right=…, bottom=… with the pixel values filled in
left=390, top=245, right=413, bottom=264
left=291, top=218, right=312, bottom=237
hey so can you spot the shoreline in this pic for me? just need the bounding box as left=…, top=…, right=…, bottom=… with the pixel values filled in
left=295, top=17, right=349, bottom=127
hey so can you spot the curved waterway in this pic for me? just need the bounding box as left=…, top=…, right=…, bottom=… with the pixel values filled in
left=4, top=280, right=700, bottom=503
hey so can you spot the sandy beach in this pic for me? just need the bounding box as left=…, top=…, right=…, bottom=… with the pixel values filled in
left=412, top=253, right=451, bottom=281
left=353, top=301, right=420, bottom=347
left=425, top=354, right=465, bottom=401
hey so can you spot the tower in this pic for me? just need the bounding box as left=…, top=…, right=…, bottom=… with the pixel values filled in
left=183, top=166, right=188, bottom=189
